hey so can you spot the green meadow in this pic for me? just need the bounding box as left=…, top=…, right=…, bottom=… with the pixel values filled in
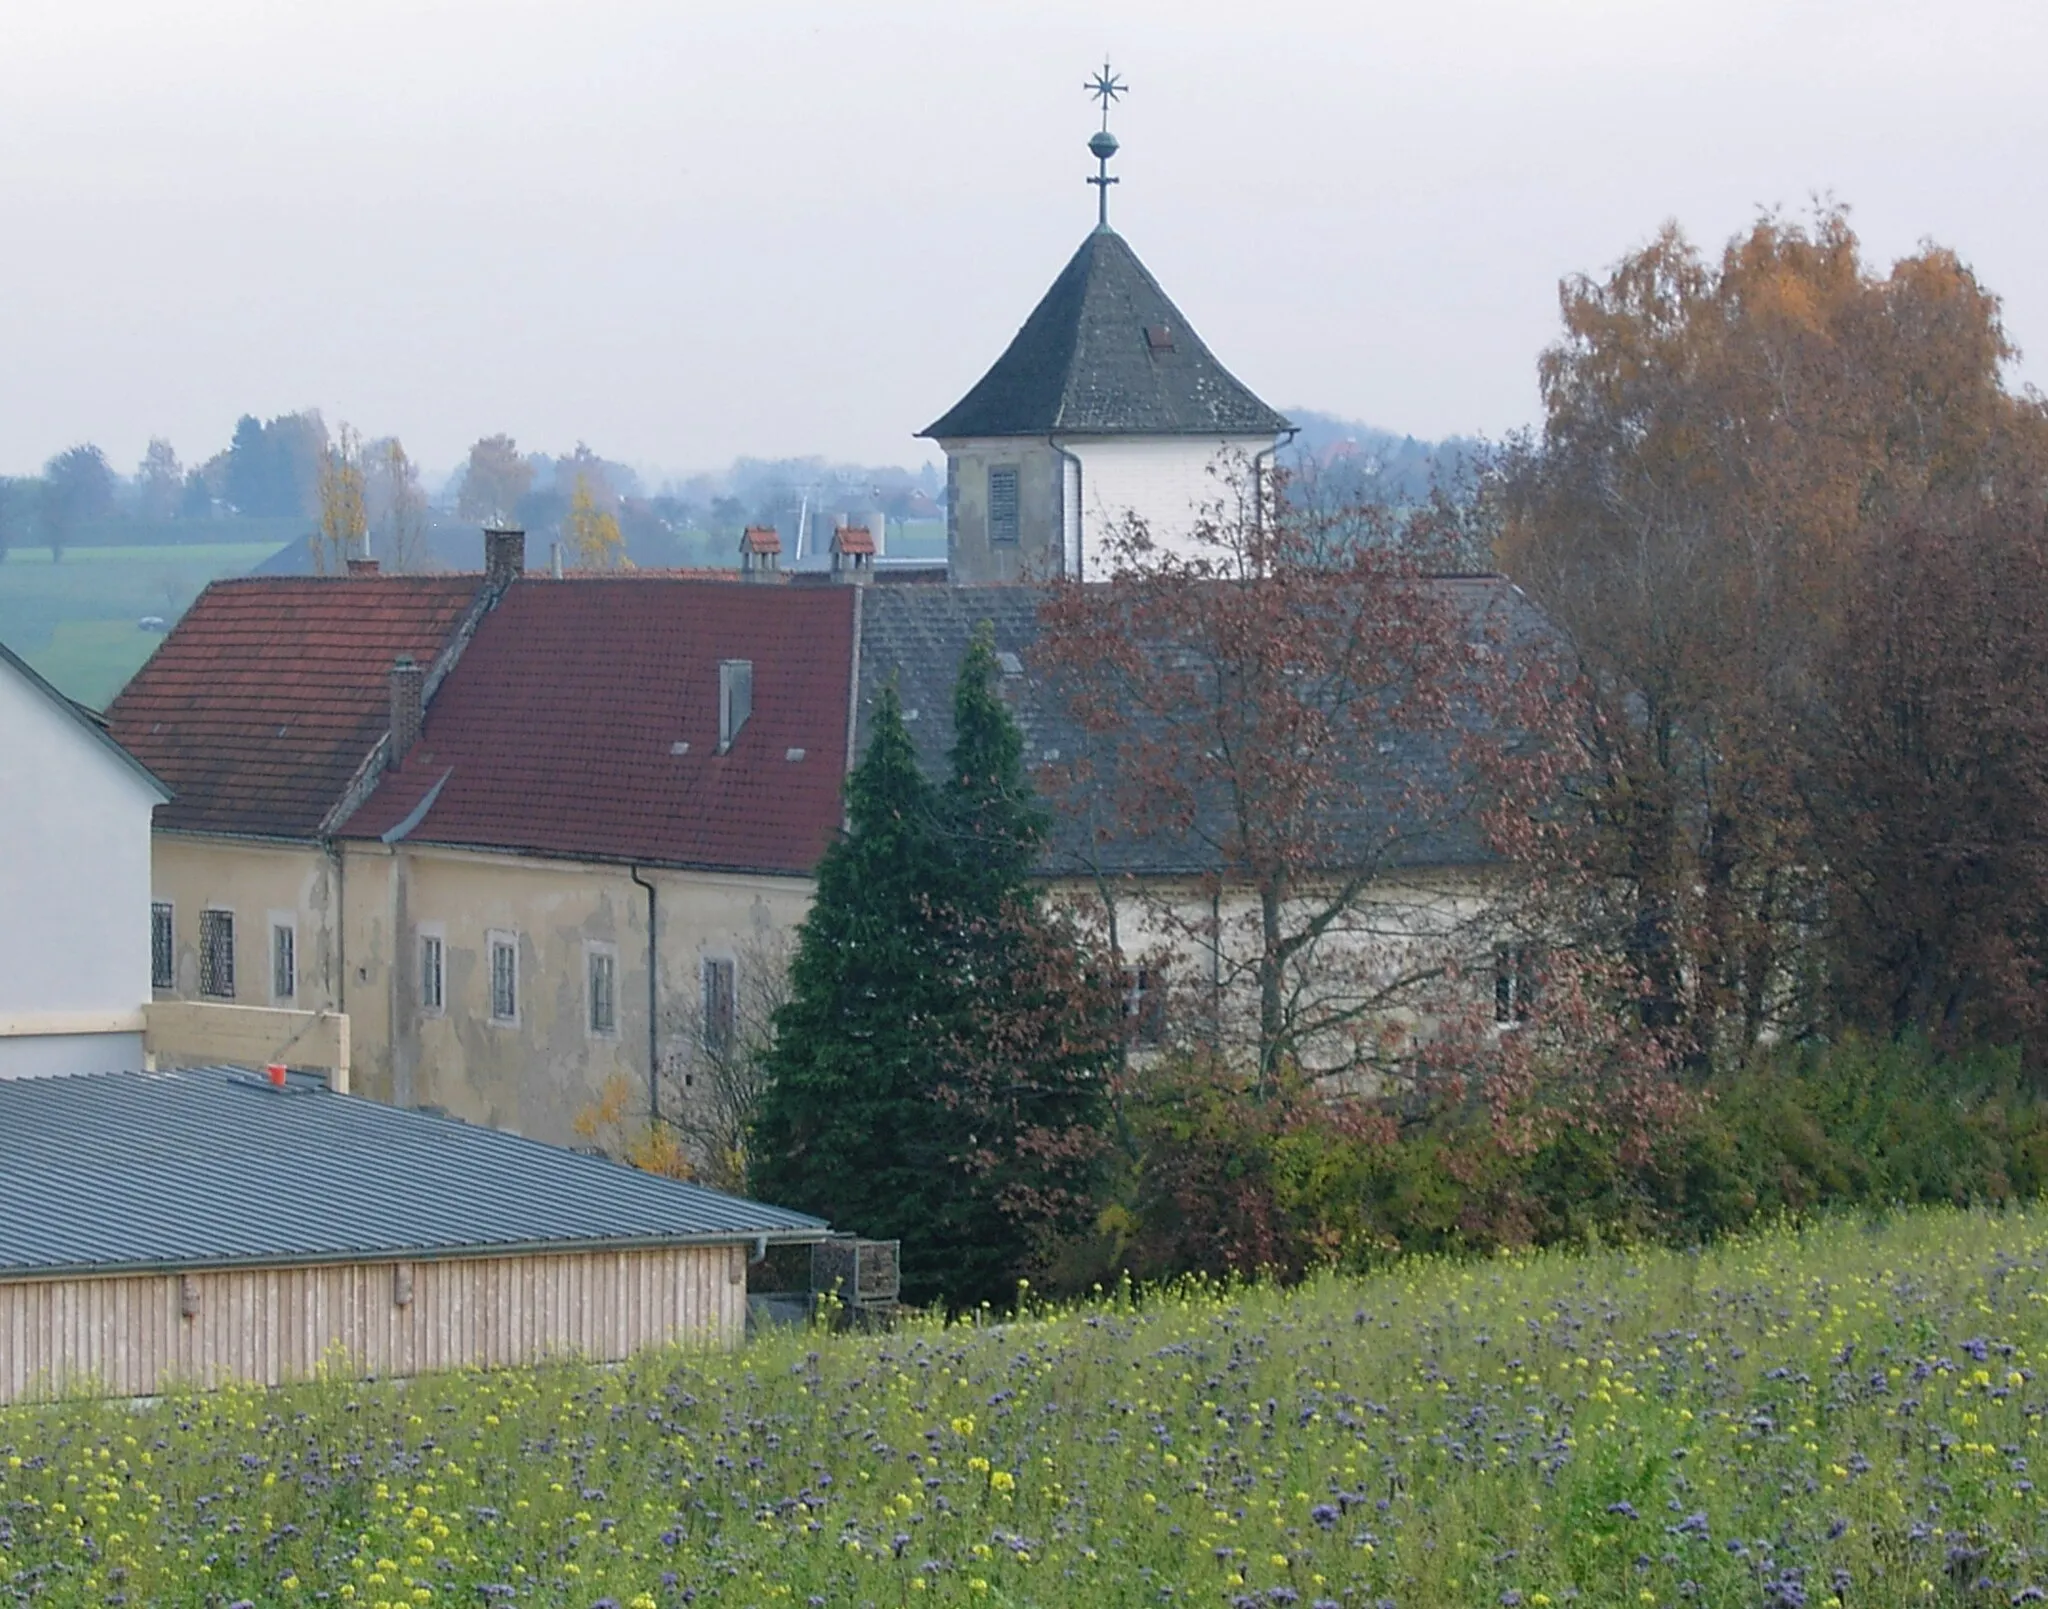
left=5, top=1207, right=2047, bottom=1606
left=0, top=541, right=288, bottom=708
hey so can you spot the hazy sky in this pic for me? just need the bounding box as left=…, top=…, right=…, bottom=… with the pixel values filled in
left=4, top=0, right=2044, bottom=483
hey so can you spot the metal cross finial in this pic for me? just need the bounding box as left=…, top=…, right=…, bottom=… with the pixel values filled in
left=1086, top=59, right=1127, bottom=131
left=1084, top=59, right=1127, bottom=229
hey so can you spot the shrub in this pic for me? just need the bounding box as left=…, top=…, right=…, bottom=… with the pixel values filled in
left=1049, top=1035, right=2048, bottom=1290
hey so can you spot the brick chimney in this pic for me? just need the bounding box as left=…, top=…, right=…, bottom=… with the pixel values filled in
left=346, top=557, right=380, bottom=576
left=483, top=526, right=525, bottom=588
left=389, top=654, right=424, bottom=765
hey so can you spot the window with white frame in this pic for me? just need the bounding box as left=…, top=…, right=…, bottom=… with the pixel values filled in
left=199, top=909, right=235, bottom=999
left=1494, top=945, right=1536, bottom=1025
left=270, top=917, right=296, bottom=1003
left=701, top=956, right=736, bottom=1057
left=488, top=931, right=519, bottom=1025
left=588, top=944, right=618, bottom=1038
left=1121, top=966, right=1166, bottom=1047
left=150, top=902, right=174, bottom=990
left=418, top=930, right=445, bottom=1016
left=718, top=659, right=753, bottom=752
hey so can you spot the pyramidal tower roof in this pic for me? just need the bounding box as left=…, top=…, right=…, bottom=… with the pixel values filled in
left=921, top=226, right=1291, bottom=441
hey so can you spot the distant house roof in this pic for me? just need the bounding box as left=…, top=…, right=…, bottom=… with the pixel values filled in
left=106, top=576, right=484, bottom=839
left=339, top=579, right=857, bottom=876
left=854, top=579, right=1556, bottom=877
left=0, top=1067, right=827, bottom=1279
left=922, top=227, right=1291, bottom=441
left=0, top=637, right=169, bottom=801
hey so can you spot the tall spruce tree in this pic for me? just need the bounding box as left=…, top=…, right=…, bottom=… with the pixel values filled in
left=925, top=629, right=1112, bottom=1302
left=748, top=687, right=961, bottom=1297
left=750, top=640, right=1114, bottom=1307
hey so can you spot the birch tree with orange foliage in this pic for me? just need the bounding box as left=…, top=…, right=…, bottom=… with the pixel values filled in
left=1501, top=203, right=2048, bottom=1068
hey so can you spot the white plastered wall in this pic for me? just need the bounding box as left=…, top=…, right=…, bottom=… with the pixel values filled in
left=1070, top=435, right=1276, bottom=579
left=0, top=659, right=163, bottom=1077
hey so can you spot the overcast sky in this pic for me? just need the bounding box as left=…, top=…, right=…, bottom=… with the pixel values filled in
left=3, top=0, right=2044, bottom=483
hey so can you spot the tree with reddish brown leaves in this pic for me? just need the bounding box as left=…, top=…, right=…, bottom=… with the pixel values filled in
left=1803, top=493, right=2048, bottom=1052
left=1502, top=205, right=2048, bottom=1067
left=1033, top=459, right=1582, bottom=1098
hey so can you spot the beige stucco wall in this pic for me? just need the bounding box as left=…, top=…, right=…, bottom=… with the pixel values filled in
left=1053, top=866, right=1512, bottom=1076
left=151, top=826, right=1511, bottom=1139
left=150, top=831, right=816, bottom=1149
left=340, top=843, right=813, bottom=1148
left=151, top=833, right=339, bottom=1011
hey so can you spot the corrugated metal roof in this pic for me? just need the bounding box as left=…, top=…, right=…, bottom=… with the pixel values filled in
left=0, top=1068, right=827, bottom=1278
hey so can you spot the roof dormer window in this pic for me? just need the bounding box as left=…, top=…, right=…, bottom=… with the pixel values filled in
left=718, top=660, right=753, bottom=753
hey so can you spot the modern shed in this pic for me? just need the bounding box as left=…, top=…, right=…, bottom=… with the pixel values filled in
left=0, top=1067, right=828, bottom=1403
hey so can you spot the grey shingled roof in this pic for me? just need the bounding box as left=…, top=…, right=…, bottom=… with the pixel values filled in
left=921, top=228, right=1291, bottom=440
left=854, top=580, right=1557, bottom=878
left=0, top=1068, right=827, bottom=1278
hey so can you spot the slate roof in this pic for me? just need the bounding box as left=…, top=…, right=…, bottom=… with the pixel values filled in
left=922, top=227, right=1291, bottom=440
left=339, top=579, right=857, bottom=876
left=854, top=579, right=1556, bottom=877
left=106, top=576, right=483, bottom=838
left=0, top=636, right=169, bottom=799
left=0, top=1067, right=827, bottom=1278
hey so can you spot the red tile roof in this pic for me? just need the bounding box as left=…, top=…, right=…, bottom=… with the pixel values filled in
left=740, top=526, right=782, bottom=555
left=831, top=525, right=876, bottom=556
left=106, top=577, right=483, bottom=838
left=340, top=579, right=857, bottom=876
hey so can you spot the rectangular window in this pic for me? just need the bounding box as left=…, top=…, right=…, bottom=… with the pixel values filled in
left=718, top=659, right=753, bottom=752
left=199, top=909, right=235, bottom=999
left=150, top=902, right=174, bottom=990
left=419, top=932, right=445, bottom=1015
left=1122, top=967, right=1166, bottom=1047
left=489, top=931, right=519, bottom=1025
left=1494, top=945, right=1536, bottom=1025
left=701, top=957, right=736, bottom=1058
left=588, top=945, right=618, bottom=1038
left=270, top=919, right=296, bottom=1003
left=988, top=464, right=1020, bottom=544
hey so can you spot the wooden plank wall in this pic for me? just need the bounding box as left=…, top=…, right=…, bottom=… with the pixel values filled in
left=0, top=1243, right=746, bottom=1404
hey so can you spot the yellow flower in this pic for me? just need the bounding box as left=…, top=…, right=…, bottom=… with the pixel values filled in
left=990, top=1471, right=1016, bottom=1494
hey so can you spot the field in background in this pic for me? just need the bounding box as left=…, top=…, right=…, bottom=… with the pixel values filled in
left=4, top=1207, right=2045, bottom=1605
left=0, top=541, right=289, bottom=708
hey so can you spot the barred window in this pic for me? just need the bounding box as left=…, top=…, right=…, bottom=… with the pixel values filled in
left=419, top=934, right=444, bottom=1015
left=199, top=910, right=235, bottom=999
left=988, top=465, right=1021, bottom=544
left=150, top=902, right=174, bottom=990
left=701, top=957, right=736, bottom=1057
left=271, top=921, right=296, bottom=1003
left=489, top=931, right=519, bottom=1024
left=589, top=947, right=618, bottom=1038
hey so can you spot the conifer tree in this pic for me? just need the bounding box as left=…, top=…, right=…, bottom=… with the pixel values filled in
left=748, top=687, right=960, bottom=1297
left=750, top=644, right=1114, bottom=1308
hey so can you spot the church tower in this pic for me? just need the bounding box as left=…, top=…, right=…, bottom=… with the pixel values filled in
left=922, top=65, right=1290, bottom=583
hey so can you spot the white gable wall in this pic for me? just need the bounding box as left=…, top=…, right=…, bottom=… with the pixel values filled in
left=1071, top=435, right=1276, bottom=580
left=0, top=661, right=162, bottom=1077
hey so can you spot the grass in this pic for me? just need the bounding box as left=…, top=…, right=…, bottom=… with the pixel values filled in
left=0, top=541, right=287, bottom=707
left=5, top=1207, right=2048, bottom=1606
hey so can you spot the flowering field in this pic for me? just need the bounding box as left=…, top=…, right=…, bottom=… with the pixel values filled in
left=6, top=1210, right=2048, bottom=1608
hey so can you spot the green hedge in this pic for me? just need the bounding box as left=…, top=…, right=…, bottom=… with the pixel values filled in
left=1053, top=1035, right=2048, bottom=1289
